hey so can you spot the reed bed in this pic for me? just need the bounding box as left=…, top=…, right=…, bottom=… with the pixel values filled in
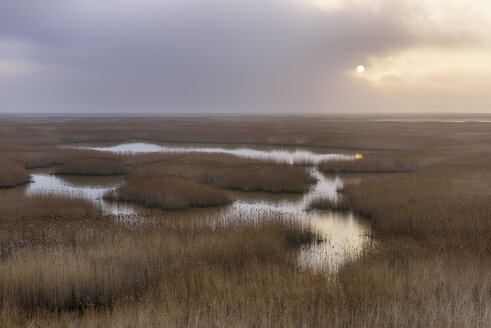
left=0, top=116, right=490, bottom=327
left=0, top=217, right=322, bottom=317
left=307, top=197, right=351, bottom=212
left=56, top=157, right=127, bottom=175
left=0, top=141, right=124, bottom=169
left=2, top=115, right=490, bottom=151
left=105, top=175, right=232, bottom=210
left=0, top=159, right=30, bottom=188
left=0, top=193, right=102, bottom=220
left=319, top=150, right=448, bottom=173
left=311, top=153, right=491, bottom=240
left=0, top=193, right=105, bottom=260
left=0, top=221, right=488, bottom=327
left=127, top=152, right=315, bottom=193
left=325, top=175, right=490, bottom=238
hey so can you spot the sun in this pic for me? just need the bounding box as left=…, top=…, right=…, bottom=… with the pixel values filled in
left=357, top=65, right=365, bottom=73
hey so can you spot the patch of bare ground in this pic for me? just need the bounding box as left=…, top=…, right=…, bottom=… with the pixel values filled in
left=105, top=175, right=232, bottom=210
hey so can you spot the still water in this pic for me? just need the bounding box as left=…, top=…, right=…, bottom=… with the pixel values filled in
left=18, top=143, right=372, bottom=271
left=25, top=171, right=134, bottom=215
left=78, top=142, right=353, bottom=164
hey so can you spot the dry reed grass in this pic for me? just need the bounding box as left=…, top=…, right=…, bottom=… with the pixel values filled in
left=0, top=193, right=105, bottom=259
left=0, top=217, right=320, bottom=316
left=2, top=115, right=490, bottom=151
left=311, top=152, right=491, bottom=243
left=0, top=141, right=124, bottom=169
left=319, top=150, right=448, bottom=173
left=105, top=175, right=231, bottom=210
left=0, top=116, right=490, bottom=327
left=0, top=222, right=488, bottom=327
left=0, top=193, right=102, bottom=220
left=326, top=174, right=490, bottom=238
left=127, top=152, right=315, bottom=193
left=307, top=197, right=351, bottom=212
left=56, top=157, right=127, bottom=175
left=0, top=159, right=30, bottom=188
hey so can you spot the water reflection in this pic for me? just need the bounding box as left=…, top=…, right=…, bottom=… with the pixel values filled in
left=15, top=143, right=372, bottom=271
left=77, top=142, right=353, bottom=164
left=25, top=172, right=134, bottom=215
left=298, top=212, right=371, bottom=271
left=219, top=168, right=368, bottom=271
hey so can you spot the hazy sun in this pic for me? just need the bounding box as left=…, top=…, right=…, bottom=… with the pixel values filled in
left=357, top=65, right=365, bottom=73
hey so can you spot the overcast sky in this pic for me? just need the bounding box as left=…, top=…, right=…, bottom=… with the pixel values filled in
left=1, top=0, right=490, bottom=114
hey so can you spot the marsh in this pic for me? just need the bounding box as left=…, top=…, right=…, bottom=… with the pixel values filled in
left=0, top=116, right=489, bottom=327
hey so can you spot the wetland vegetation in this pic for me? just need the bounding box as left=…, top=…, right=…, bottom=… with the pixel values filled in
left=0, top=115, right=489, bottom=327
left=104, top=175, right=232, bottom=210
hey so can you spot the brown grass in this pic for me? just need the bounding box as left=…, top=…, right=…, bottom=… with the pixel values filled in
left=319, top=150, right=448, bottom=173
left=0, top=217, right=320, bottom=314
left=0, top=159, right=30, bottom=188
left=0, top=193, right=104, bottom=259
left=0, top=218, right=488, bottom=327
left=127, top=152, right=315, bottom=193
left=105, top=175, right=232, bottom=210
left=0, top=116, right=490, bottom=327
left=0, top=193, right=102, bottom=220
left=2, top=114, right=490, bottom=151
left=56, top=157, right=127, bottom=175
left=0, top=140, right=125, bottom=169
left=307, top=197, right=351, bottom=212
left=318, top=162, right=491, bottom=238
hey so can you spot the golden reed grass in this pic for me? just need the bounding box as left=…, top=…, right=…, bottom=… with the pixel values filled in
left=0, top=159, right=30, bottom=188
left=127, top=152, right=315, bottom=193
left=56, top=157, right=127, bottom=175
left=0, top=140, right=124, bottom=169
left=0, top=116, right=489, bottom=327
left=311, top=157, right=491, bottom=238
left=0, top=213, right=324, bottom=321
left=319, top=150, right=448, bottom=173
left=2, top=114, right=489, bottom=151
left=0, top=218, right=487, bottom=327
left=105, top=175, right=232, bottom=210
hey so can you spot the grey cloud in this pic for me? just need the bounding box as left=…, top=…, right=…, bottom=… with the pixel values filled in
left=0, top=0, right=449, bottom=113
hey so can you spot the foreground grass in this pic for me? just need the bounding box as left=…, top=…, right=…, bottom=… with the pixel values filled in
left=0, top=211, right=329, bottom=326
left=0, top=218, right=488, bottom=327
left=105, top=175, right=232, bottom=210
left=0, top=193, right=104, bottom=259
left=0, top=159, right=30, bottom=188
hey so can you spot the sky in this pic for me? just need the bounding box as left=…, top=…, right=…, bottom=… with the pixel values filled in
left=1, top=0, right=490, bottom=114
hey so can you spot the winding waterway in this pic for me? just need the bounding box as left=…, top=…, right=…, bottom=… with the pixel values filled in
left=12, top=143, right=372, bottom=271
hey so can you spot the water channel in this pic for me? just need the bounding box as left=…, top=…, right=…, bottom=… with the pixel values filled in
left=12, top=143, right=373, bottom=271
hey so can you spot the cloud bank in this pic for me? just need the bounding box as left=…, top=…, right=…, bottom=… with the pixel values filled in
left=0, top=0, right=490, bottom=113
